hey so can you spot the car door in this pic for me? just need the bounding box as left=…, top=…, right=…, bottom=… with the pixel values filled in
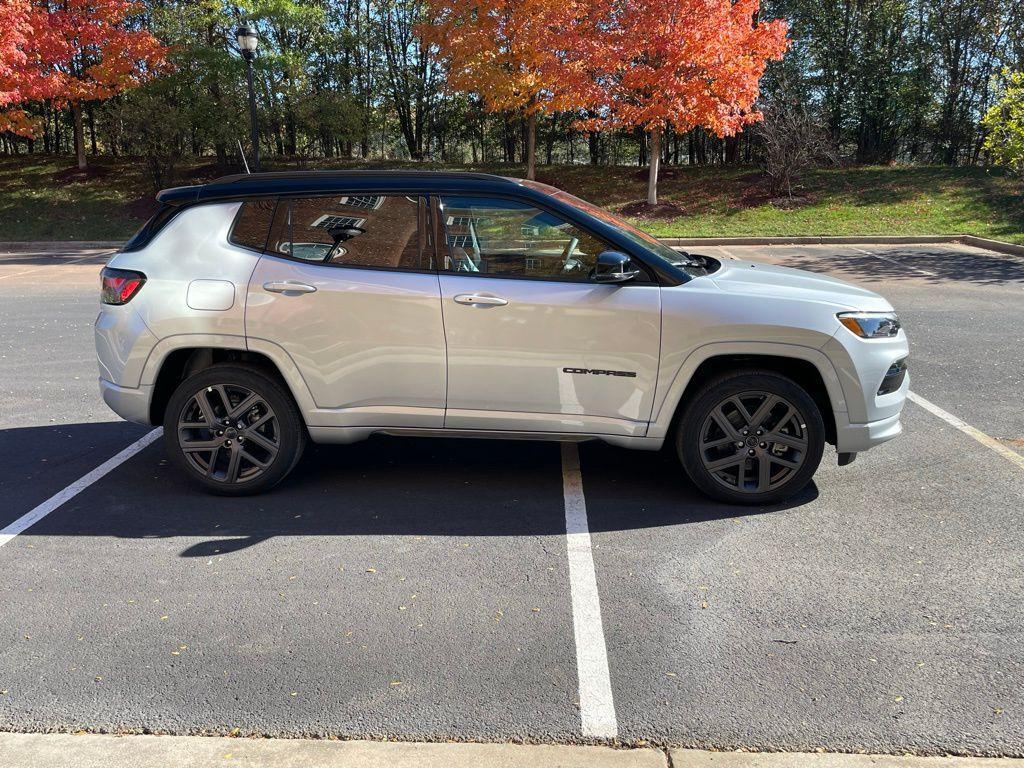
left=245, top=193, right=447, bottom=429
left=435, top=195, right=661, bottom=437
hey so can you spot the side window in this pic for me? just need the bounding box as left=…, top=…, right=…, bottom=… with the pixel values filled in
left=267, top=194, right=430, bottom=270
left=229, top=199, right=276, bottom=252
left=437, top=196, right=615, bottom=281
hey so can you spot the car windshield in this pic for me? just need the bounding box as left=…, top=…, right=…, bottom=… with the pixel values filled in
left=516, top=180, right=708, bottom=276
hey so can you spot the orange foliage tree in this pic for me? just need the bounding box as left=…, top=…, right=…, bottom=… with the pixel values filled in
left=0, top=0, right=61, bottom=136
left=420, top=0, right=580, bottom=179
left=47, top=0, right=167, bottom=169
left=573, top=0, right=789, bottom=203
left=2, top=0, right=167, bottom=168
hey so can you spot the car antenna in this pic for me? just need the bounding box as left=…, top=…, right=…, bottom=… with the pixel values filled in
left=237, top=139, right=251, bottom=174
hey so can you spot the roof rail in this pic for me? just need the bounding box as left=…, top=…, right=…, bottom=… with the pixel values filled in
left=211, top=169, right=511, bottom=185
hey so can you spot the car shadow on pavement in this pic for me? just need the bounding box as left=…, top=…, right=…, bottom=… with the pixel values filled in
left=4, top=422, right=816, bottom=556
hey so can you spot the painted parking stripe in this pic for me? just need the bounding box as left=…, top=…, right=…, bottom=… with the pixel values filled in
left=850, top=246, right=938, bottom=278
left=0, top=428, right=163, bottom=548
left=0, top=253, right=109, bottom=281
left=561, top=442, right=618, bottom=739
left=908, top=391, right=1024, bottom=471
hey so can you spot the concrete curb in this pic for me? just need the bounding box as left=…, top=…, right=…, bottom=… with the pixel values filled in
left=959, top=235, right=1024, bottom=257
left=2, top=734, right=1023, bottom=768
left=659, top=235, right=1024, bottom=258
left=0, top=733, right=665, bottom=768
left=660, top=236, right=960, bottom=247
left=0, top=241, right=124, bottom=253
left=672, top=750, right=1024, bottom=767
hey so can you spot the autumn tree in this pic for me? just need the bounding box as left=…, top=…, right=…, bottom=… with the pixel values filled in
left=43, top=0, right=167, bottom=169
left=0, top=0, right=60, bottom=136
left=420, top=0, right=577, bottom=178
left=578, top=0, right=789, bottom=203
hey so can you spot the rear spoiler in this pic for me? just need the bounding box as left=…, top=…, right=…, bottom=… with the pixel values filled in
left=155, top=184, right=203, bottom=206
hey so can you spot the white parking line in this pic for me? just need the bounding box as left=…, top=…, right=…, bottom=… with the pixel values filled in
left=0, top=253, right=108, bottom=281
left=0, top=428, right=163, bottom=548
left=849, top=246, right=938, bottom=278
left=908, top=391, right=1024, bottom=471
left=560, top=442, right=618, bottom=739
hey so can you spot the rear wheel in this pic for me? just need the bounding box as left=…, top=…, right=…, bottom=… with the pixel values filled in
left=164, top=364, right=305, bottom=495
left=677, top=371, right=824, bottom=505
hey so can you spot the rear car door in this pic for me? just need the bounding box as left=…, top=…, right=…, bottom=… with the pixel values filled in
left=245, top=193, right=447, bottom=428
left=435, top=195, right=661, bottom=437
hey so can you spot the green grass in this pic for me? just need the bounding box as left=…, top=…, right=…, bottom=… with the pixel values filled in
left=1, top=156, right=1021, bottom=244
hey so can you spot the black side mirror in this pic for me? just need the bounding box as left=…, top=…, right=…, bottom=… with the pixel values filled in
left=591, top=250, right=640, bottom=283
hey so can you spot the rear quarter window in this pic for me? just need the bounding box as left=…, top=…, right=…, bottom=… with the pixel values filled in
left=121, top=204, right=180, bottom=252
left=229, top=199, right=277, bottom=252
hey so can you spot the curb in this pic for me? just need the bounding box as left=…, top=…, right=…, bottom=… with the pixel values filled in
left=1, top=734, right=1022, bottom=768
left=0, top=733, right=664, bottom=768
left=660, top=236, right=959, bottom=247
left=0, top=241, right=124, bottom=252
left=672, top=751, right=1024, bottom=767
left=659, top=234, right=1024, bottom=258
left=958, top=235, right=1024, bottom=257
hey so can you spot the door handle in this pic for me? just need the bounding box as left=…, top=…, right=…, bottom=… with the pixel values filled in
left=263, top=281, right=317, bottom=294
left=453, top=293, right=508, bottom=306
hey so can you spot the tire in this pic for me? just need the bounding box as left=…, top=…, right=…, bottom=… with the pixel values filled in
left=676, top=370, right=825, bottom=505
left=163, top=364, right=306, bottom=495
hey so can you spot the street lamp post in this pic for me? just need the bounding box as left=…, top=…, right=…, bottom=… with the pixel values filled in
left=235, top=25, right=260, bottom=172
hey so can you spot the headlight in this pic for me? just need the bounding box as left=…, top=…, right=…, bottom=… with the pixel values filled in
left=837, top=311, right=901, bottom=338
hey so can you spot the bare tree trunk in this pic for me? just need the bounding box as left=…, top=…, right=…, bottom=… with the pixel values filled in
left=87, top=105, right=97, bottom=155
left=525, top=110, right=537, bottom=180
left=72, top=102, right=86, bottom=170
left=647, top=126, right=661, bottom=205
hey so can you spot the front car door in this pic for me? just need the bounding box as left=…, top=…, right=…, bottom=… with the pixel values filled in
left=435, top=195, right=661, bottom=437
left=245, top=192, right=447, bottom=429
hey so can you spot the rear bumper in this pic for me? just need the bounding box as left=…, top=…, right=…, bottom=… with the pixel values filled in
left=99, top=378, right=154, bottom=425
left=834, top=409, right=903, bottom=453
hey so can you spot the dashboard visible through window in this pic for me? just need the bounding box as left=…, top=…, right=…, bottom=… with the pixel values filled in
left=437, top=196, right=625, bottom=281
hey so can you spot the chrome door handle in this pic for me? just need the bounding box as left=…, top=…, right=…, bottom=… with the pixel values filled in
left=263, top=281, right=317, bottom=294
left=453, top=293, right=508, bottom=306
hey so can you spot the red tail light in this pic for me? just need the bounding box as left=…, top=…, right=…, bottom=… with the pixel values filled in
left=101, top=267, right=146, bottom=305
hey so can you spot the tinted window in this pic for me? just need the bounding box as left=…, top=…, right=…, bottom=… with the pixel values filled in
left=229, top=199, right=276, bottom=252
left=437, top=196, right=617, bottom=281
left=267, top=195, right=429, bottom=270
left=122, top=204, right=180, bottom=252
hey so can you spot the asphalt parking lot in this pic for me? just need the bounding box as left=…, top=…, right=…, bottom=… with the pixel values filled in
left=1, top=242, right=1022, bottom=756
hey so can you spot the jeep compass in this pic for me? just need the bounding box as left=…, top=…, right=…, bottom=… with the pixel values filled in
left=95, top=171, right=908, bottom=503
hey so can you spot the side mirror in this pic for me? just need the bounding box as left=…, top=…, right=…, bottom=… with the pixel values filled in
left=591, top=250, right=640, bottom=284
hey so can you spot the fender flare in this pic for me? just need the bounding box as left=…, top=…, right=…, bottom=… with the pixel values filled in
left=647, top=341, right=849, bottom=440
left=139, top=333, right=318, bottom=416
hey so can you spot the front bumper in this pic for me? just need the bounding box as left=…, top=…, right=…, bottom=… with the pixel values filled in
left=99, top=378, right=154, bottom=425
left=834, top=409, right=903, bottom=453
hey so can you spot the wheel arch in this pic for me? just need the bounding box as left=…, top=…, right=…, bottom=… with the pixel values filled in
left=650, top=343, right=846, bottom=446
left=147, top=342, right=314, bottom=426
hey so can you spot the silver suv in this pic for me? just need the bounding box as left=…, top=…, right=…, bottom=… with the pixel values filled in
left=95, top=171, right=908, bottom=504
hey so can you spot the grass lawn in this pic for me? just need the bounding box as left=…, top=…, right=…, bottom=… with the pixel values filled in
left=1, top=156, right=1021, bottom=244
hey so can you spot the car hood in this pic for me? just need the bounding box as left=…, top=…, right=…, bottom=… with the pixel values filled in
left=707, top=259, right=893, bottom=311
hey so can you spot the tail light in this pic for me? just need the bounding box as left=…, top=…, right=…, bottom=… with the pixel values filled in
left=101, top=267, right=146, bottom=305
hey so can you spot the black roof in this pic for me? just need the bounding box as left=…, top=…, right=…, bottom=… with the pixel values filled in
left=157, top=169, right=527, bottom=206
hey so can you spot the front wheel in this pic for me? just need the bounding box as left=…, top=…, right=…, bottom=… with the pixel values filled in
left=676, top=371, right=825, bottom=505
left=164, top=364, right=305, bottom=495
